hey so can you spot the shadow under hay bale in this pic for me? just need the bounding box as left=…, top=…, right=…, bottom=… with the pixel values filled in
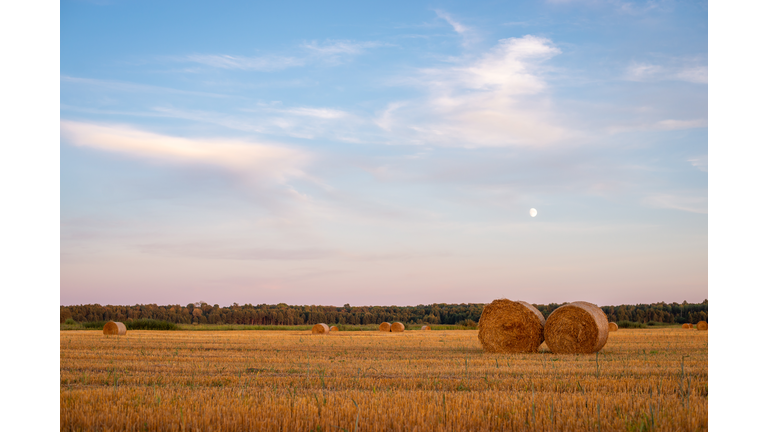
left=608, top=322, right=619, bottom=332
left=103, top=321, right=127, bottom=336
left=391, top=322, right=405, bottom=332
left=421, top=325, right=431, bottom=330
left=696, top=321, right=708, bottom=331
left=311, top=323, right=330, bottom=335
left=477, top=299, right=545, bottom=353
left=544, top=301, right=609, bottom=354
left=379, top=322, right=391, bottom=332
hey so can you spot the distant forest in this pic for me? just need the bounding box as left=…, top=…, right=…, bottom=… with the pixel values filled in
left=61, top=300, right=708, bottom=326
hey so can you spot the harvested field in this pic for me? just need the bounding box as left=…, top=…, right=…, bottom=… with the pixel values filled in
left=60, top=328, right=707, bottom=431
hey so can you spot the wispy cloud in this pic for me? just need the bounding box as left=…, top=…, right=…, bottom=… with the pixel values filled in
left=268, top=107, right=349, bottom=119
left=376, top=35, right=573, bottom=147
left=434, top=10, right=469, bottom=35
left=687, top=155, right=708, bottom=172
left=656, top=119, right=707, bottom=130
left=606, top=118, right=707, bottom=134
left=301, top=40, right=386, bottom=56
left=60, top=120, right=310, bottom=183
left=643, top=193, right=707, bottom=214
left=148, top=104, right=358, bottom=141
left=434, top=10, right=477, bottom=47
left=546, top=0, right=662, bottom=15
left=138, top=243, right=335, bottom=261
left=184, top=54, right=304, bottom=71
left=185, top=40, right=388, bottom=71
left=625, top=62, right=708, bottom=84
left=674, top=66, right=708, bottom=84
left=136, top=242, right=430, bottom=262
left=61, top=75, right=236, bottom=98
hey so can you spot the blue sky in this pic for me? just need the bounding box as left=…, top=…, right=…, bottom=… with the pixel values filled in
left=60, top=0, right=707, bottom=306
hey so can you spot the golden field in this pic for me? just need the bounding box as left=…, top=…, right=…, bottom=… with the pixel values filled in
left=60, top=328, right=707, bottom=431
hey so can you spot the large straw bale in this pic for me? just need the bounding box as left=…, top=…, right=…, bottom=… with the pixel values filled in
left=379, top=322, right=391, bottom=332
left=543, top=301, right=609, bottom=354
left=103, top=321, right=127, bottom=336
left=421, top=325, right=431, bottom=330
left=477, top=299, right=545, bottom=353
left=696, top=321, right=708, bottom=331
left=391, top=322, right=405, bottom=332
left=608, top=322, right=619, bottom=332
left=329, top=326, right=339, bottom=332
left=311, top=323, right=330, bottom=335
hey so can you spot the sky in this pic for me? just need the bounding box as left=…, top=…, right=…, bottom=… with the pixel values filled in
left=60, top=0, right=708, bottom=307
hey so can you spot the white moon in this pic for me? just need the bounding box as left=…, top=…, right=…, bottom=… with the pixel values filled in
left=530, top=208, right=537, bottom=217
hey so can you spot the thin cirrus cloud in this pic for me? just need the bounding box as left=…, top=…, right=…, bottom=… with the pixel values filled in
left=184, top=54, right=305, bottom=72
left=656, top=119, right=708, bottom=130
left=60, top=75, right=236, bottom=98
left=185, top=40, right=388, bottom=71
left=378, top=35, right=574, bottom=147
left=264, top=106, right=349, bottom=120
left=301, top=40, right=388, bottom=56
left=687, top=155, right=708, bottom=173
left=625, top=62, right=708, bottom=84
left=60, top=120, right=310, bottom=183
left=643, top=193, right=707, bottom=214
left=434, top=10, right=469, bottom=35
left=433, top=9, right=477, bottom=47
left=147, top=105, right=355, bottom=141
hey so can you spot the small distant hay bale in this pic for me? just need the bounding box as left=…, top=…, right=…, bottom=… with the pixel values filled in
left=696, top=321, right=708, bottom=331
left=682, top=323, right=692, bottom=329
left=608, top=322, right=618, bottom=332
left=329, top=326, right=339, bottom=332
left=543, top=301, right=609, bottom=354
left=391, top=322, right=405, bottom=332
left=421, top=325, right=431, bottom=330
left=103, top=321, right=127, bottom=336
left=477, top=299, right=545, bottom=353
left=379, top=322, right=391, bottom=332
left=312, top=323, right=330, bottom=335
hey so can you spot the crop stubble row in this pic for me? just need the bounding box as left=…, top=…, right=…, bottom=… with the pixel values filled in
left=60, top=329, right=707, bottom=431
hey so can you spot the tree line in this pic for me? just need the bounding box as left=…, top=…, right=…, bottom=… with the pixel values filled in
left=60, top=300, right=707, bottom=326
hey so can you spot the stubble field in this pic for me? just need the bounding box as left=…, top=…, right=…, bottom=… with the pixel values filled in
left=60, top=328, right=707, bottom=431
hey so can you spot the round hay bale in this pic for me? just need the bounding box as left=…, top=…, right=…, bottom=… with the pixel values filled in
left=329, top=326, right=339, bottom=332
left=477, top=299, right=545, bottom=353
left=103, top=321, right=127, bottom=336
left=391, top=322, right=405, bottom=332
left=682, top=323, right=691, bottom=329
left=608, top=322, right=618, bottom=332
left=311, top=323, right=330, bottom=335
left=421, top=325, right=431, bottom=330
left=543, top=301, right=609, bottom=354
left=696, top=321, right=708, bottom=331
left=379, top=322, right=391, bottom=332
